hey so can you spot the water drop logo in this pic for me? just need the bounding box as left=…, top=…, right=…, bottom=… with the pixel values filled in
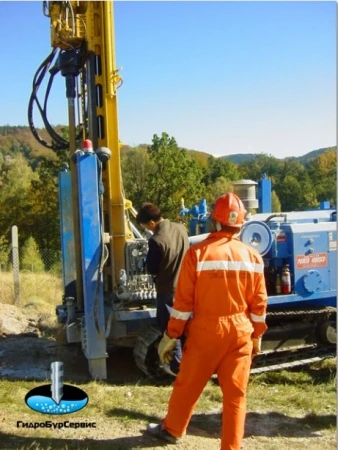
left=25, top=362, right=88, bottom=415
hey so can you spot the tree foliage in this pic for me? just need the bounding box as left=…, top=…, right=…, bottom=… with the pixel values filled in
left=0, top=125, right=335, bottom=250
left=122, top=133, right=205, bottom=219
left=271, top=190, right=281, bottom=213
left=21, top=236, right=45, bottom=272
left=306, top=149, right=336, bottom=205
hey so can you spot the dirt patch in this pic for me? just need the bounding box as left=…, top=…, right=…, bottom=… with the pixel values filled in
left=0, top=303, right=336, bottom=450
left=0, top=303, right=90, bottom=382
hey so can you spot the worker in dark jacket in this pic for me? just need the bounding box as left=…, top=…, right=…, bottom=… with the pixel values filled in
left=136, top=202, right=190, bottom=375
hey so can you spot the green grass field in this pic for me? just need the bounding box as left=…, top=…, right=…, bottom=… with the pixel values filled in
left=0, top=272, right=336, bottom=449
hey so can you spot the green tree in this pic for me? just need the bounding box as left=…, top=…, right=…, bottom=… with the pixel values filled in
left=144, top=133, right=204, bottom=219
left=0, top=235, right=10, bottom=270
left=29, top=158, right=61, bottom=249
left=121, top=146, right=153, bottom=211
left=306, top=149, right=336, bottom=206
left=238, top=154, right=283, bottom=184
left=21, top=236, right=45, bottom=272
left=204, top=176, right=233, bottom=204
left=0, top=154, right=38, bottom=244
left=203, top=155, right=240, bottom=186
left=276, top=175, right=317, bottom=211
left=271, top=190, right=281, bottom=212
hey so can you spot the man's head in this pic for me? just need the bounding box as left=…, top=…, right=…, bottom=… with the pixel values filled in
left=136, top=203, right=163, bottom=232
left=207, top=192, right=246, bottom=234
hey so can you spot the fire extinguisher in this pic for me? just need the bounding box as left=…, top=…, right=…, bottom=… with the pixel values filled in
left=281, top=264, right=292, bottom=294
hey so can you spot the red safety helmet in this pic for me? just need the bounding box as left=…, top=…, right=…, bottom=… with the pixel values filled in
left=211, top=192, right=246, bottom=227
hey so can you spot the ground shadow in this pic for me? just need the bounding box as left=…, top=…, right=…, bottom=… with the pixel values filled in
left=0, top=432, right=169, bottom=450
left=0, top=410, right=335, bottom=450
left=108, top=408, right=336, bottom=439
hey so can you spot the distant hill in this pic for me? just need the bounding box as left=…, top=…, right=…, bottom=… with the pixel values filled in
left=221, top=154, right=256, bottom=164
left=0, top=125, right=334, bottom=168
left=222, top=147, right=335, bottom=165
left=0, top=125, right=63, bottom=166
left=296, top=147, right=336, bottom=165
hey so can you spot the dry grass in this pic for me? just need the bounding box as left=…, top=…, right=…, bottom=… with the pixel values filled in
left=0, top=271, right=63, bottom=340
left=0, top=272, right=336, bottom=449
left=0, top=272, right=62, bottom=311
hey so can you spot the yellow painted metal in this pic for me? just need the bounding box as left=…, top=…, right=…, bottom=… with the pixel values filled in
left=47, top=1, right=88, bottom=49
left=46, top=1, right=134, bottom=290
left=84, top=1, right=133, bottom=290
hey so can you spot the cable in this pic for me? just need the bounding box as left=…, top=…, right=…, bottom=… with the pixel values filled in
left=28, top=47, right=86, bottom=151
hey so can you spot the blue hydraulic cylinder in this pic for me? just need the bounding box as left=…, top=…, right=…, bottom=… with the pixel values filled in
left=58, top=170, right=76, bottom=299
left=258, top=174, right=272, bottom=213
left=76, top=152, right=107, bottom=361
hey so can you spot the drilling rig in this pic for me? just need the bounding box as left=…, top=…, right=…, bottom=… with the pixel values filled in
left=28, top=2, right=336, bottom=380
left=29, top=1, right=160, bottom=379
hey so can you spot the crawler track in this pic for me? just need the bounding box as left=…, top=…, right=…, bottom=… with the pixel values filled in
left=251, top=344, right=336, bottom=374
left=251, top=306, right=336, bottom=374
left=133, top=308, right=336, bottom=379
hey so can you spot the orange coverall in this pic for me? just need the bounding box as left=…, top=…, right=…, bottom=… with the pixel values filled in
left=163, top=231, right=268, bottom=450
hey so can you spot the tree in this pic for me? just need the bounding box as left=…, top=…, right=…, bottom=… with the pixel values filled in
left=271, top=190, right=281, bottom=212
left=143, top=133, right=204, bottom=219
left=203, top=155, right=240, bottom=186
left=306, top=149, right=336, bottom=206
left=121, top=146, right=153, bottom=211
left=21, top=236, right=45, bottom=272
left=0, top=235, right=10, bottom=270
left=276, top=175, right=317, bottom=212
left=204, top=176, right=233, bottom=204
left=29, top=158, right=61, bottom=249
left=238, top=153, right=283, bottom=184
left=0, top=154, right=38, bottom=244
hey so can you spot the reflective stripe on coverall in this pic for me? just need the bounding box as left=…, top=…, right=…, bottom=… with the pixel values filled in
left=162, top=231, right=268, bottom=450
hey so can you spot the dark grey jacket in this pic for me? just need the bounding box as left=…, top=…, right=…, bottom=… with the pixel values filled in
left=146, top=219, right=189, bottom=294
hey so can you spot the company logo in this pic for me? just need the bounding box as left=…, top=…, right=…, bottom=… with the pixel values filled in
left=228, top=211, right=238, bottom=224
left=25, top=362, right=88, bottom=415
left=296, top=253, right=328, bottom=269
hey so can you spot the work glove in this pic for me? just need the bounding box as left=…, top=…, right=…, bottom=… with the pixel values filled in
left=158, top=332, right=177, bottom=365
left=252, top=337, right=262, bottom=358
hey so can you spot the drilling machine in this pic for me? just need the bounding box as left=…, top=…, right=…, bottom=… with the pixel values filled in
left=29, top=2, right=336, bottom=379
left=182, top=177, right=337, bottom=373
left=29, top=1, right=160, bottom=379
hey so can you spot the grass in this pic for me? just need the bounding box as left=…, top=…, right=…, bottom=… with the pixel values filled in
left=248, top=361, right=336, bottom=419
left=0, top=272, right=336, bottom=449
left=0, top=272, right=63, bottom=310
left=0, top=360, right=336, bottom=449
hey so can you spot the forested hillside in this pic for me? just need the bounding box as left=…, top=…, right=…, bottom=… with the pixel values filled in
left=0, top=126, right=336, bottom=259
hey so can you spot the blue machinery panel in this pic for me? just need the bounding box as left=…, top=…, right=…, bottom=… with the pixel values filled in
left=258, top=175, right=272, bottom=213
left=58, top=170, right=76, bottom=299
left=264, top=221, right=336, bottom=308
left=76, top=153, right=107, bottom=373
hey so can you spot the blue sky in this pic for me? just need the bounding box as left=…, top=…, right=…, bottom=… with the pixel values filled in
left=0, top=1, right=335, bottom=158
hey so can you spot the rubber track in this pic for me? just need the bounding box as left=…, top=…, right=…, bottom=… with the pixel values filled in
left=251, top=344, right=336, bottom=374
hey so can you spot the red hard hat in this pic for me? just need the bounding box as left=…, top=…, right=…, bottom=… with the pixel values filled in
left=211, top=193, right=246, bottom=227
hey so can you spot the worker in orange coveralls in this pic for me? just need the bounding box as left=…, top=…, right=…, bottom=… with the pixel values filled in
left=147, top=192, right=268, bottom=450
